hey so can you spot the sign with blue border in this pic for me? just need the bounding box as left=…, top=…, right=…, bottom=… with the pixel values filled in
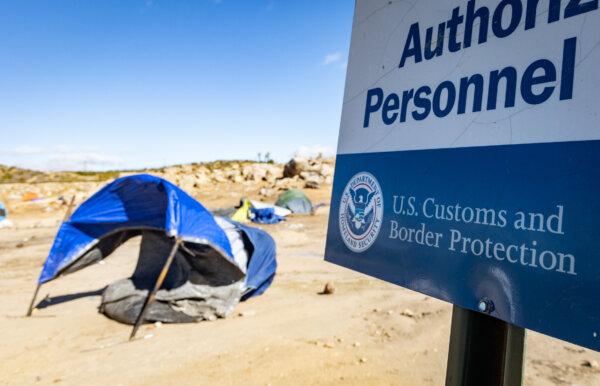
left=325, top=0, right=600, bottom=351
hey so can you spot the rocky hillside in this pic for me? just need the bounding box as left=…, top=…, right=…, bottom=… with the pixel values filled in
left=0, top=157, right=334, bottom=215
left=0, top=164, right=120, bottom=184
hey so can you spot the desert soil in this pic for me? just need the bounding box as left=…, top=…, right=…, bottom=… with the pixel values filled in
left=1, top=185, right=599, bottom=386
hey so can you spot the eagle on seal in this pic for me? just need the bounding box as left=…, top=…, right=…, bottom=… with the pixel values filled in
left=347, top=187, right=376, bottom=232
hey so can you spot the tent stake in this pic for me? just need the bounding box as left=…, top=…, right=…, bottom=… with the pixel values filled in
left=129, top=237, right=182, bottom=341
left=26, top=283, right=41, bottom=317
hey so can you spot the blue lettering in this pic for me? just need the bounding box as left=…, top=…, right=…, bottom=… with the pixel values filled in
left=363, top=88, right=384, bottom=128
left=521, top=59, right=557, bottom=105
left=399, top=23, right=423, bottom=68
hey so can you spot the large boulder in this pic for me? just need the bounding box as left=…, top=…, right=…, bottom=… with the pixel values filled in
left=283, top=157, right=310, bottom=178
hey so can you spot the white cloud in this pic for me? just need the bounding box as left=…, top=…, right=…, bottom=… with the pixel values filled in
left=46, top=152, right=123, bottom=171
left=0, top=145, right=124, bottom=171
left=293, top=145, right=335, bottom=158
left=0, top=145, right=47, bottom=156
left=322, top=52, right=343, bottom=66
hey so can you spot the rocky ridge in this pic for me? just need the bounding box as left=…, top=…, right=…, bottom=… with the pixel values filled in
left=0, top=157, right=334, bottom=215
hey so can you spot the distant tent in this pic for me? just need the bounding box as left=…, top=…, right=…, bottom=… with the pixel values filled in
left=28, top=175, right=277, bottom=333
left=275, top=189, right=313, bottom=214
left=230, top=198, right=291, bottom=224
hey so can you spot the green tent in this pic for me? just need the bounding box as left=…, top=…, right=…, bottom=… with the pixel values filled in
left=275, top=189, right=313, bottom=214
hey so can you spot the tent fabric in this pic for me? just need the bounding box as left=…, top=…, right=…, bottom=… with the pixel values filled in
left=39, top=174, right=232, bottom=284
left=237, top=222, right=277, bottom=299
left=99, top=230, right=247, bottom=324
left=275, top=189, right=313, bottom=214
left=250, top=200, right=292, bottom=217
left=229, top=199, right=290, bottom=224
left=249, top=207, right=285, bottom=224
left=230, top=199, right=252, bottom=223
left=37, top=175, right=277, bottom=301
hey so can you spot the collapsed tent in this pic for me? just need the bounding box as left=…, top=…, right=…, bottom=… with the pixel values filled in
left=230, top=198, right=291, bottom=224
left=31, top=174, right=276, bottom=326
left=275, top=189, right=313, bottom=214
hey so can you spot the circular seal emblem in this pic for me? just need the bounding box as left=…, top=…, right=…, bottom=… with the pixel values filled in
left=339, top=172, right=384, bottom=252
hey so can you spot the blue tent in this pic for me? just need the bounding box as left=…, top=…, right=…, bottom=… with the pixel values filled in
left=36, top=174, right=276, bottom=300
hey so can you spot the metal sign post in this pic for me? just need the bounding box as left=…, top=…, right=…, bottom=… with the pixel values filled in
left=446, top=306, right=525, bottom=386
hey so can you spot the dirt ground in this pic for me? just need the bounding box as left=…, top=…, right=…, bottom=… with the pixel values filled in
left=1, top=185, right=599, bottom=386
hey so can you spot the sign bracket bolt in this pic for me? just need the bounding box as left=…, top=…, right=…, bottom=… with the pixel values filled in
left=477, top=299, right=495, bottom=314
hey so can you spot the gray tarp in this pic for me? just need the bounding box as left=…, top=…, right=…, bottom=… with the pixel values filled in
left=100, top=220, right=249, bottom=324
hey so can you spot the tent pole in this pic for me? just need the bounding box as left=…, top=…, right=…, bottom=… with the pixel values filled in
left=26, top=283, right=41, bottom=317
left=62, top=196, right=76, bottom=222
left=129, top=237, right=182, bottom=341
left=26, top=196, right=74, bottom=317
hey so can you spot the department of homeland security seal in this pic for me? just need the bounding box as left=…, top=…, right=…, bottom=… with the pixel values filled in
left=339, top=172, right=384, bottom=252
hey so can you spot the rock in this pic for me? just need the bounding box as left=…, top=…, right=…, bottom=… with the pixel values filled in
left=582, top=360, right=599, bottom=368
left=319, top=163, right=334, bottom=178
left=259, top=187, right=276, bottom=198
left=319, top=282, right=335, bottom=295
left=238, top=310, right=257, bottom=317
left=358, top=357, right=367, bottom=364
left=299, top=171, right=310, bottom=180
left=212, top=171, right=227, bottom=183
left=401, top=309, right=416, bottom=318
left=323, top=342, right=335, bottom=349
left=304, top=180, right=320, bottom=189
left=16, top=242, right=25, bottom=248
left=204, top=313, right=217, bottom=321
left=353, top=342, right=361, bottom=347
left=274, top=177, right=302, bottom=190
left=283, top=157, right=309, bottom=178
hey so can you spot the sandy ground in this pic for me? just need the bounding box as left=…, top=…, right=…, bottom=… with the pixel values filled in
left=1, top=186, right=599, bottom=386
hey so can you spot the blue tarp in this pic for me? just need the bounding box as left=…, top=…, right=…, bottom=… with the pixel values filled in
left=0, top=202, right=6, bottom=221
left=38, top=174, right=276, bottom=299
left=250, top=207, right=285, bottom=224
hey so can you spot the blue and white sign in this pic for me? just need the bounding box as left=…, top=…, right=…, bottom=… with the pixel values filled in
left=325, top=0, right=600, bottom=351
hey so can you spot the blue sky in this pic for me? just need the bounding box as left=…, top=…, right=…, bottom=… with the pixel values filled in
left=0, top=0, right=353, bottom=171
